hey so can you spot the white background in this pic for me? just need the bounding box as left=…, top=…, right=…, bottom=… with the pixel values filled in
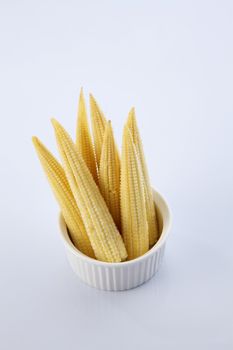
left=0, top=1, right=233, bottom=349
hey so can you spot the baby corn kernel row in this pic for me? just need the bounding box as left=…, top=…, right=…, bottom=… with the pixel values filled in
left=32, top=89, right=159, bottom=262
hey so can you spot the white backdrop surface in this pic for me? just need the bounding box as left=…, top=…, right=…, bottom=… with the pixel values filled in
left=0, top=1, right=232, bottom=349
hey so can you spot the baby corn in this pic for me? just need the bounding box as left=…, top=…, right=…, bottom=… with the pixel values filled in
left=127, top=108, right=159, bottom=245
left=51, top=119, right=127, bottom=263
left=32, top=137, right=95, bottom=258
left=99, top=121, right=121, bottom=229
left=76, top=89, right=98, bottom=183
left=89, top=94, right=107, bottom=167
left=120, top=126, right=149, bottom=260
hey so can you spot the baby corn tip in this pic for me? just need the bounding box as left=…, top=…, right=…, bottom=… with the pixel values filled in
left=32, top=136, right=38, bottom=143
left=32, top=136, right=41, bottom=148
left=51, top=118, right=59, bottom=129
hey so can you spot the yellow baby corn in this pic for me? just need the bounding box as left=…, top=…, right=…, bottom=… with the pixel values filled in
left=32, top=137, right=95, bottom=258
left=76, top=89, right=98, bottom=183
left=89, top=94, right=107, bottom=167
left=51, top=119, right=127, bottom=263
left=99, top=121, right=121, bottom=229
left=120, top=126, right=149, bottom=260
left=127, top=108, right=159, bottom=246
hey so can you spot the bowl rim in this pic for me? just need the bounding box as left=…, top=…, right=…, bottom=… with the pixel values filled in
left=59, top=188, right=172, bottom=267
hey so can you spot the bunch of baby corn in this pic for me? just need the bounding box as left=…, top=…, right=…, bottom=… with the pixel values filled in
left=32, top=89, right=159, bottom=262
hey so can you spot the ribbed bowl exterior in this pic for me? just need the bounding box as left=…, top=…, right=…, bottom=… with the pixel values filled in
left=59, top=189, right=171, bottom=291
left=65, top=244, right=166, bottom=290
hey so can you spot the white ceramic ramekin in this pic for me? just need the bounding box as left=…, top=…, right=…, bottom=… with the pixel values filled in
left=59, top=189, right=172, bottom=291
